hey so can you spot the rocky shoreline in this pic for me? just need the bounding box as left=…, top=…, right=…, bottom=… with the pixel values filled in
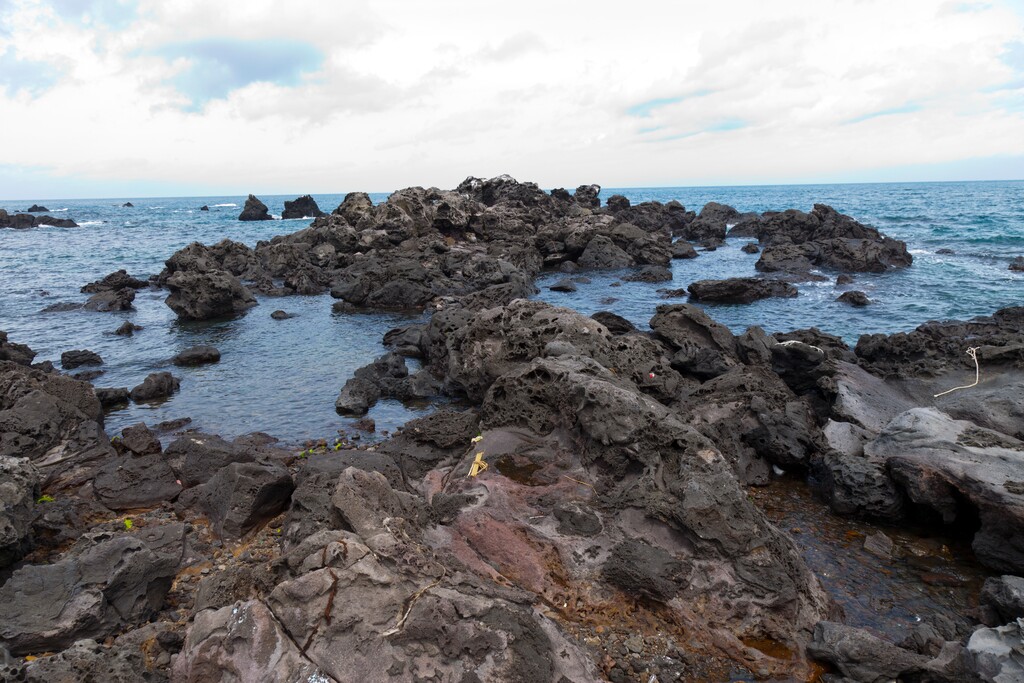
left=1, top=176, right=1022, bottom=682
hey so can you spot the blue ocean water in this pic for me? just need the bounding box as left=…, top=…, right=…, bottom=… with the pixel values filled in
left=0, top=181, right=1021, bottom=443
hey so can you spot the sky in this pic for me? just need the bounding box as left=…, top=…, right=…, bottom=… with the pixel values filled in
left=1, top=0, right=1023, bottom=199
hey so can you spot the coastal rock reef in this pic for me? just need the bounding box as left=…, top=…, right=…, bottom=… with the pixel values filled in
left=1, top=175, right=1021, bottom=683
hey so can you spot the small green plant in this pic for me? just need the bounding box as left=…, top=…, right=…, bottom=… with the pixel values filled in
left=123, top=518, right=133, bottom=530
left=36, top=494, right=55, bottom=504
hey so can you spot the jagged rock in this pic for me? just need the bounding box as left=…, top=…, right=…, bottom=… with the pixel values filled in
left=965, top=619, right=1024, bottom=682
left=81, top=270, right=148, bottom=293
left=574, top=183, right=601, bottom=208
left=686, top=202, right=744, bottom=243
left=61, top=349, right=102, bottom=369
left=577, top=234, right=634, bottom=269
left=0, top=525, right=184, bottom=655
left=171, top=345, right=221, bottom=367
left=0, top=456, right=40, bottom=568
left=688, top=277, right=798, bottom=304
left=164, top=433, right=256, bottom=488
left=334, top=352, right=437, bottom=415
left=165, top=270, right=256, bottom=321
left=603, top=539, right=687, bottom=601
left=84, top=287, right=135, bottom=311
left=200, top=204, right=209, bottom=211
left=238, top=194, right=271, bottom=221
left=281, top=194, right=325, bottom=219
left=175, top=461, right=294, bottom=538
left=837, top=290, right=870, bottom=306
left=129, top=372, right=179, bottom=403
left=855, top=307, right=1024, bottom=378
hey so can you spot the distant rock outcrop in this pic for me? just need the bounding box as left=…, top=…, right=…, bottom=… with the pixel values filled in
left=281, top=195, right=325, bottom=220
left=238, top=194, right=272, bottom=221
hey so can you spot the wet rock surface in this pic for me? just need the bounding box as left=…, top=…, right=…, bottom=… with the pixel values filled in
left=688, top=277, right=798, bottom=304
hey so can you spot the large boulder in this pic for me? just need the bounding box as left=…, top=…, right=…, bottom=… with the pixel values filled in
left=81, top=270, right=148, bottom=293
left=165, top=270, right=256, bottom=320
left=61, top=349, right=103, bottom=370
left=171, top=345, right=221, bottom=367
left=0, top=331, right=37, bottom=366
left=84, top=287, right=136, bottom=311
left=129, top=372, right=180, bottom=403
left=688, top=277, right=798, bottom=304
left=0, top=524, right=184, bottom=655
left=807, top=621, right=930, bottom=682
left=238, top=194, right=271, bottom=221
left=281, top=194, right=325, bottom=219
left=649, top=303, right=739, bottom=380
left=175, top=461, right=294, bottom=538
left=93, top=454, right=182, bottom=510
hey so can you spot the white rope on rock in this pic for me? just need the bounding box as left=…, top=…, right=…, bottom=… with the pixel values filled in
left=934, top=346, right=981, bottom=398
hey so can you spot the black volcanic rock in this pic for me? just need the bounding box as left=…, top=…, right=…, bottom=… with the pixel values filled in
left=281, top=195, right=325, bottom=220
left=165, top=270, right=256, bottom=321
left=61, top=349, right=103, bottom=370
left=1010, top=256, right=1024, bottom=272
left=687, top=277, right=798, bottom=304
left=84, top=287, right=136, bottom=312
left=238, top=194, right=272, bottom=221
left=837, top=290, right=870, bottom=306
left=122, top=202, right=134, bottom=207
left=130, top=372, right=180, bottom=403
left=82, top=270, right=148, bottom=293
left=25, top=204, right=48, bottom=212
left=0, top=332, right=36, bottom=366
left=574, top=183, right=601, bottom=208
left=172, top=345, right=221, bottom=367
left=200, top=205, right=209, bottom=211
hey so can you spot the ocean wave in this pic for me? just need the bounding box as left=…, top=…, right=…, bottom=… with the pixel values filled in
left=76, top=221, right=104, bottom=226
left=909, top=249, right=930, bottom=255
left=271, top=214, right=282, bottom=220
left=212, top=203, right=237, bottom=208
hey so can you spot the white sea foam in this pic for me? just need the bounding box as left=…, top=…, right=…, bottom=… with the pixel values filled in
left=271, top=214, right=282, bottom=220
left=212, top=203, right=237, bottom=207
left=76, top=221, right=103, bottom=226
left=909, top=249, right=930, bottom=255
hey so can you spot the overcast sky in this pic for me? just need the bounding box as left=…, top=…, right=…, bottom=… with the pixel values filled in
left=1, top=0, right=1023, bottom=198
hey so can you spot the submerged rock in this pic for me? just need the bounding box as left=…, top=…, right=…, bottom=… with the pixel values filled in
left=84, top=287, right=135, bottom=311
left=129, top=372, right=180, bottom=403
left=81, top=270, right=148, bottom=294
left=61, top=349, right=103, bottom=369
left=172, top=345, right=221, bottom=366
left=837, top=290, right=870, bottom=306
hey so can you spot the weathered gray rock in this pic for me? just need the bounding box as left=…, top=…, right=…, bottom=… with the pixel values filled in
left=171, top=345, right=221, bottom=367
left=95, top=387, right=130, bottom=408
left=84, top=287, right=136, bottom=312
left=837, top=290, right=870, bottom=306
left=649, top=303, right=739, bottom=380
left=807, top=621, right=929, bottom=682
left=603, top=539, right=687, bottom=601
left=165, top=270, right=256, bottom=321
left=93, top=454, right=182, bottom=510
left=966, top=619, right=1024, bottom=682
left=118, top=422, right=161, bottom=456
left=0, top=524, right=183, bottom=655
left=81, top=270, right=148, bottom=294
left=578, top=234, right=634, bottom=269
left=0, top=456, right=40, bottom=568
left=129, top=372, right=179, bottom=403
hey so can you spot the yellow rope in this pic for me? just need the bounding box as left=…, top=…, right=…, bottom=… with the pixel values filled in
left=934, top=347, right=981, bottom=398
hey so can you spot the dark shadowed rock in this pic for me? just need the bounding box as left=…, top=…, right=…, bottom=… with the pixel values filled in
left=688, top=277, right=798, bottom=304
left=95, top=387, right=130, bottom=408
left=129, top=372, right=179, bottom=403
left=0, top=456, right=39, bottom=568
left=200, top=204, right=209, bottom=211
left=0, top=331, right=36, bottom=366
left=837, top=290, right=870, bottom=306
left=603, top=539, right=687, bottom=601
left=1010, top=256, right=1024, bottom=272
left=650, top=303, right=739, bottom=380
left=122, top=202, right=133, bottom=207
left=591, top=311, right=636, bottom=335
left=113, top=321, right=143, bottom=336
left=25, top=204, right=48, bottom=212
left=164, top=433, right=256, bottom=488
left=176, top=461, right=294, bottom=538
left=281, top=194, right=325, bottom=219
left=81, top=270, right=148, bottom=293
left=605, top=194, right=630, bottom=212
left=548, top=278, right=577, bottom=292
left=171, top=345, right=221, bottom=366
left=61, top=349, right=102, bottom=369
left=741, top=242, right=760, bottom=254
left=238, top=194, right=271, bottom=221
left=578, top=234, right=634, bottom=269
left=836, top=274, right=855, bottom=285
left=270, top=309, right=295, bottom=320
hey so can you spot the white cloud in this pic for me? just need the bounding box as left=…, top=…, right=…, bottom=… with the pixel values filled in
left=0, top=0, right=1022, bottom=197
